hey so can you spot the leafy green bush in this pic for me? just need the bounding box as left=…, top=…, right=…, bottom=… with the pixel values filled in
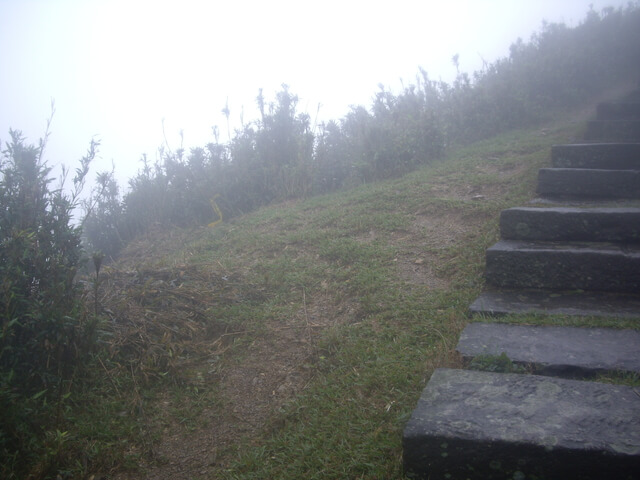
left=0, top=128, right=95, bottom=478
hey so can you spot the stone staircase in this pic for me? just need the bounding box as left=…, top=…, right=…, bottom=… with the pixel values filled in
left=403, top=90, right=640, bottom=479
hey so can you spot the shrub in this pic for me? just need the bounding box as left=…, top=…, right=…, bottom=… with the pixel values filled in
left=0, top=128, right=95, bottom=477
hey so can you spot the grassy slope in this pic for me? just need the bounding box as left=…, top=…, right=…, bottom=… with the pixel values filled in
left=94, top=102, right=638, bottom=479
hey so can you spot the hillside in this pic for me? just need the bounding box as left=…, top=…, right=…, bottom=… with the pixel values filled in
left=3, top=5, right=640, bottom=477
left=86, top=86, right=639, bottom=479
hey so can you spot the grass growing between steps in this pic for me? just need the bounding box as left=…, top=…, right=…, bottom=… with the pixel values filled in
left=82, top=114, right=630, bottom=479
left=474, top=312, right=640, bottom=330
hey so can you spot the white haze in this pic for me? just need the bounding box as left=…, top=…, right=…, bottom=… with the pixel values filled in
left=0, top=0, right=630, bottom=191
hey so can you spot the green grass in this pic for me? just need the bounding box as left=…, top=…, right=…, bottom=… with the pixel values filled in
left=203, top=119, right=576, bottom=478
left=59, top=108, right=640, bottom=479
left=52, top=357, right=154, bottom=478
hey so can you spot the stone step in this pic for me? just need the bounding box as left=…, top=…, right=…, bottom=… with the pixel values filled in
left=485, top=240, right=640, bottom=292
left=500, top=206, right=640, bottom=242
left=403, top=368, right=640, bottom=480
left=537, top=168, right=640, bottom=199
left=597, top=102, right=640, bottom=120
left=469, top=288, right=640, bottom=318
left=456, top=322, right=640, bottom=378
left=551, top=143, right=640, bottom=170
left=585, top=120, right=640, bottom=142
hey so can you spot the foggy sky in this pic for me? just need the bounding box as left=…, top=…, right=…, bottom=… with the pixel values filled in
left=0, top=0, right=631, bottom=192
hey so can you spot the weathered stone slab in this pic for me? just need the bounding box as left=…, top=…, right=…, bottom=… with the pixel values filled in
left=403, top=368, right=640, bottom=480
left=597, top=102, right=640, bottom=120
left=500, top=207, right=640, bottom=242
left=456, top=322, right=640, bottom=377
left=585, top=120, right=640, bottom=142
left=485, top=240, right=640, bottom=292
left=469, top=289, right=640, bottom=319
left=551, top=143, right=640, bottom=170
left=537, top=168, right=640, bottom=199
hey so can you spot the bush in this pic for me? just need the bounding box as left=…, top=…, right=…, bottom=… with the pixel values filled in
left=82, top=168, right=124, bottom=260
left=0, top=128, right=95, bottom=477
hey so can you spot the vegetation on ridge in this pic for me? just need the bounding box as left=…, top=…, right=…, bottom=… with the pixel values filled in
left=83, top=4, right=640, bottom=260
